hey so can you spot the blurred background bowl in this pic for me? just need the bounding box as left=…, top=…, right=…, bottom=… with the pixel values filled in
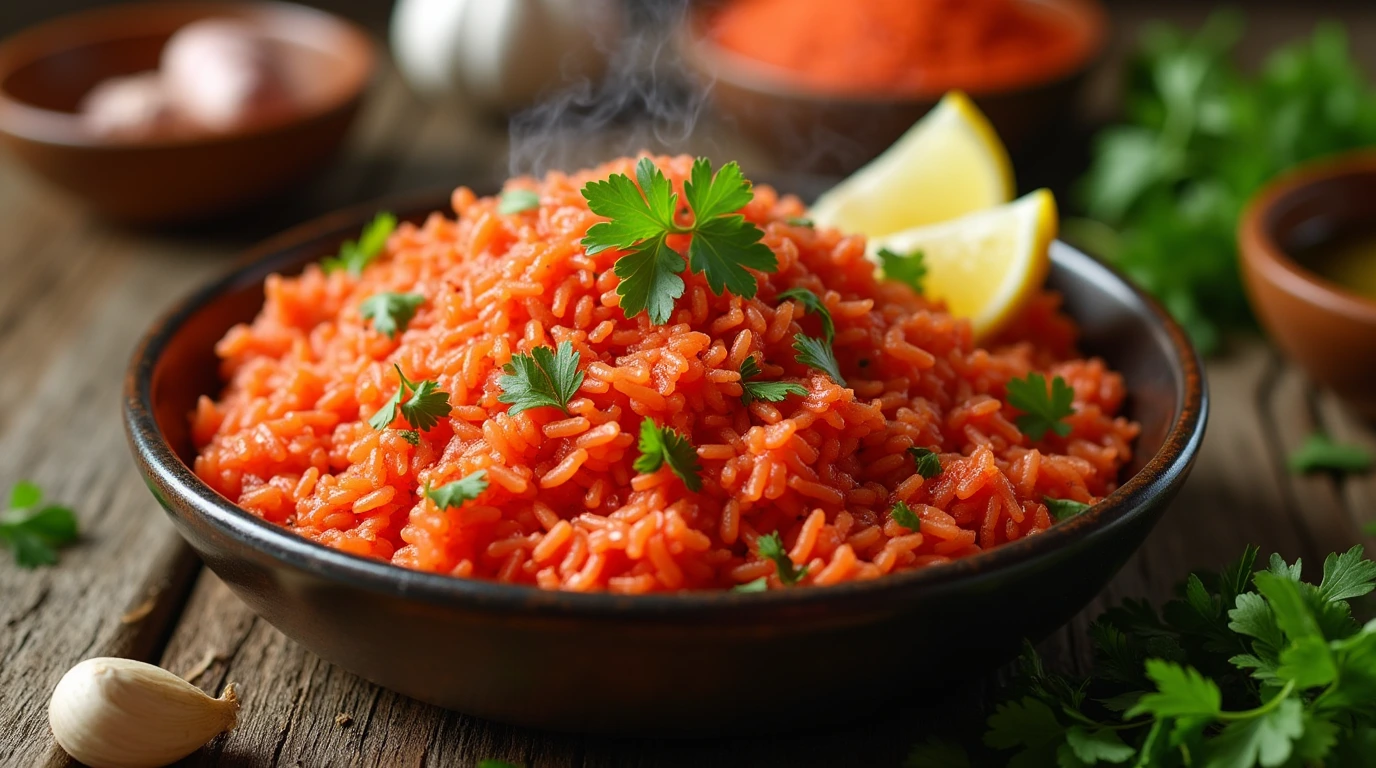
left=0, top=1, right=376, bottom=224
left=1239, top=151, right=1376, bottom=419
left=681, top=0, right=1107, bottom=176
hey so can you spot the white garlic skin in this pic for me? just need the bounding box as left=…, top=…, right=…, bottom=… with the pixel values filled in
left=48, top=657, right=238, bottom=768
left=160, top=19, right=297, bottom=132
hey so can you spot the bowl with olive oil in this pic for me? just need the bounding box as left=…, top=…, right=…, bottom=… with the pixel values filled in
left=1240, top=152, right=1376, bottom=418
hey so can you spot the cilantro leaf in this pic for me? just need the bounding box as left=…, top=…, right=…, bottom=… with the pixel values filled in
left=0, top=481, right=78, bottom=568
left=1126, top=660, right=1222, bottom=719
left=738, top=356, right=807, bottom=406
left=756, top=531, right=807, bottom=586
left=792, top=333, right=846, bottom=386
left=733, top=577, right=768, bottom=593
left=497, top=341, right=584, bottom=416
left=1046, top=497, right=1092, bottom=522
left=1064, top=726, right=1135, bottom=764
left=633, top=419, right=702, bottom=492
left=581, top=160, right=676, bottom=254
left=686, top=214, right=777, bottom=298
left=498, top=189, right=540, bottom=215
left=1007, top=372, right=1076, bottom=440
left=1289, top=432, right=1373, bottom=474
left=1254, top=571, right=1324, bottom=644
left=777, top=287, right=835, bottom=341
left=1201, top=696, right=1304, bottom=768
left=908, top=447, right=942, bottom=479
left=683, top=158, right=754, bottom=221
left=580, top=157, right=777, bottom=324
left=360, top=292, right=425, bottom=339
left=879, top=247, right=928, bottom=294
left=425, top=471, right=489, bottom=511
left=368, top=365, right=451, bottom=432
left=1318, top=546, right=1376, bottom=603
left=612, top=235, right=686, bottom=325
left=890, top=501, right=920, bottom=532
left=322, top=212, right=397, bottom=276
left=984, top=697, right=1065, bottom=766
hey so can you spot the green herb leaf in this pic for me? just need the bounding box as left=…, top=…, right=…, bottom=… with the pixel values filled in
left=368, top=365, right=452, bottom=432
left=425, top=471, right=489, bottom=511
left=878, top=247, right=928, bottom=294
left=890, top=501, right=920, bottom=532
left=738, top=356, right=807, bottom=406
left=1318, top=545, right=1376, bottom=603
left=1045, top=497, right=1091, bottom=522
left=498, top=189, right=540, bottom=215
left=633, top=419, right=702, bottom=492
left=983, top=697, right=1065, bottom=764
left=1064, top=726, right=1136, bottom=764
left=1289, top=432, right=1374, bottom=474
left=0, top=481, right=78, bottom=568
left=360, top=292, right=425, bottom=339
left=733, top=577, right=768, bottom=593
left=1201, top=696, right=1304, bottom=768
left=907, top=447, right=941, bottom=479
left=1007, top=372, right=1075, bottom=440
left=322, top=212, right=397, bottom=276
left=785, top=217, right=813, bottom=228
left=756, top=531, right=807, bottom=586
left=1126, top=660, right=1222, bottom=719
left=777, top=287, right=835, bottom=341
left=580, top=157, right=777, bottom=324
left=792, top=333, right=846, bottom=386
left=497, top=341, right=585, bottom=416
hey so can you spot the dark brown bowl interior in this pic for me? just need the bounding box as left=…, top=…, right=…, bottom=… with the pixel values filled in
left=124, top=190, right=1205, bottom=733
left=0, top=1, right=375, bottom=223
left=1239, top=152, right=1376, bottom=419
left=682, top=0, right=1107, bottom=175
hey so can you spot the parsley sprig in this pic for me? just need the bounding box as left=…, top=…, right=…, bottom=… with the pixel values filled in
left=322, top=212, right=397, bottom=276
left=361, top=292, right=425, bottom=339
left=0, top=481, right=78, bottom=568
left=633, top=419, right=702, bottom=492
left=890, top=501, right=921, bottom=532
left=778, top=287, right=835, bottom=341
left=879, top=247, right=928, bottom=294
left=425, top=471, right=489, bottom=511
left=1289, top=432, right=1373, bottom=475
left=581, top=157, right=778, bottom=324
left=1045, top=497, right=1091, bottom=522
left=793, top=333, right=846, bottom=386
left=1007, top=372, right=1075, bottom=440
left=910, top=545, right=1376, bottom=767
left=368, top=364, right=452, bottom=432
left=497, top=342, right=584, bottom=416
left=738, top=356, right=807, bottom=406
left=756, top=531, right=807, bottom=586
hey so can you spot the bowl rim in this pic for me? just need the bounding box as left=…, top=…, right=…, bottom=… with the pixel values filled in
left=1239, top=150, right=1376, bottom=320
left=0, top=0, right=376, bottom=150
left=679, top=0, right=1109, bottom=105
left=124, top=189, right=1206, bottom=617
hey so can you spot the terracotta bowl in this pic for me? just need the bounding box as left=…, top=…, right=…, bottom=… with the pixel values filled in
left=0, top=1, right=375, bottom=224
left=123, top=187, right=1205, bottom=734
left=1239, top=152, right=1376, bottom=419
left=680, top=0, right=1107, bottom=175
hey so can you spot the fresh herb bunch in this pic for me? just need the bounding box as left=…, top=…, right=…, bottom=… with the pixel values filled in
left=1072, top=13, right=1376, bottom=354
left=910, top=545, right=1376, bottom=767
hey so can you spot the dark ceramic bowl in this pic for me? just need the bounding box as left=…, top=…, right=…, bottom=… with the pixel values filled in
left=1239, top=152, right=1376, bottom=419
left=124, top=192, right=1205, bottom=734
left=0, top=1, right=375, bottom=224
left=680, top=0, right=1108, bottom=175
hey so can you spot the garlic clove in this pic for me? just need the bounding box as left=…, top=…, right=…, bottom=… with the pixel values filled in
left=48, top=657, right=239, bottom=768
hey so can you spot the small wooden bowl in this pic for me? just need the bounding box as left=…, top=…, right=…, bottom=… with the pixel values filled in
left=0, top=1, right=375, bottom=224
left=681, top=0, right=1107, bottom=175
left=1239, top=152, right=1376, bottom=419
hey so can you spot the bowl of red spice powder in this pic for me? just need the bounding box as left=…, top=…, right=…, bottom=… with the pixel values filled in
left=683, top=0, right=1107, bottom=174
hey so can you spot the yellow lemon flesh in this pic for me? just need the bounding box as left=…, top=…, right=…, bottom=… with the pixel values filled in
left=809, top=91, right=1015, bottom=238
left=870, top=189, right=1058, bottom=340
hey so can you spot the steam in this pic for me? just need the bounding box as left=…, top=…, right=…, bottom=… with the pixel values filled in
left=506, top=0, right=714, bottom=177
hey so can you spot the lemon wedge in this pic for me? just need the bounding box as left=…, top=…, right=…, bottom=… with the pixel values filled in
left=810, top=92, right=1015, bottom=237
left=870, top=189, right=1058, bottom=339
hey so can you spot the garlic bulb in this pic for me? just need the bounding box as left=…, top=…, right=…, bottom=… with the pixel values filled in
left=390, top=0, right=622, bottom=114
left=48, top=657, right=239, bottom=768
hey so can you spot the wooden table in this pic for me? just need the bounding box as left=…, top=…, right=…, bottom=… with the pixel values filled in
left=4, top=5, right=1376, bottom=766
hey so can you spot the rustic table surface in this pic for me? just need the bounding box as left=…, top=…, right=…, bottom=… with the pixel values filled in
left=4, top=4, right=1376, bottom=767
